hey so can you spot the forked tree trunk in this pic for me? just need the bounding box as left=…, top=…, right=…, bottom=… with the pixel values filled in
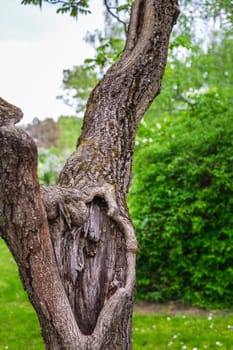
left=0, top=1, right=179, bottom=349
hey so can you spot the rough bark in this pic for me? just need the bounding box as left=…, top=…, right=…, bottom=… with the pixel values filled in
left=0, top=1, right=179, bottom=349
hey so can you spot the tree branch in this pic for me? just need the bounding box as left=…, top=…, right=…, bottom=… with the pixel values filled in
left=104, top=0, right=127, bottom=33
left=0, top=125, right=84, bottom=349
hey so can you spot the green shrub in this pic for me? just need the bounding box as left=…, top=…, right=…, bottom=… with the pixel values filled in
left=129, top=90, right=233, bottom=309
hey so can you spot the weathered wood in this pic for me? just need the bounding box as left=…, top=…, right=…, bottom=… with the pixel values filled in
left=0, top=1, right=179, bottom=349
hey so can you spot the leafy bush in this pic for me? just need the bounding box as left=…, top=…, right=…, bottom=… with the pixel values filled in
left=129, top=89, right=233, bottom=309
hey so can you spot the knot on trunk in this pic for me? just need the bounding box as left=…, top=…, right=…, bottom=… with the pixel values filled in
left=41, top=185, right=88, bottom=229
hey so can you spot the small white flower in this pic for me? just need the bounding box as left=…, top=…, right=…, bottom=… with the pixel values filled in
left=182, top=346, right=187, bottom=349
left=167, top=316, right=171, bottom=321
left=208, top=316, right=212, bottom=321
left=227, top=325, right=233, bottom=329
left=216, top=341, right=222, bottom=347
left=173, top=334, right=178, bottom=339
left=168, top=341, right=173, bottom=346
left=193, top=348, right=198, bottom=350
left=152, top=324, right=157, bottom=329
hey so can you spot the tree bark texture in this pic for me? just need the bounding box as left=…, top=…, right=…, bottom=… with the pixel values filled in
left=0, top=1, right=179, bottom=349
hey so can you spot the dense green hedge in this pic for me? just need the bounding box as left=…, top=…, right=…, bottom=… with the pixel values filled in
left=129, top=90, right=233, bottom=309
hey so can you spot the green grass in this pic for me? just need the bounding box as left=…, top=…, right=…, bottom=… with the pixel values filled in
left=1, top=238, right=233, bottom=349
left=133, top=313, right=233, bottom=349
left=0, top=239, right=43, bottom=350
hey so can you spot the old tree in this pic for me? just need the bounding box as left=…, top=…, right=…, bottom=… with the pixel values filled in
left=0, top=1, right=179, bottom=349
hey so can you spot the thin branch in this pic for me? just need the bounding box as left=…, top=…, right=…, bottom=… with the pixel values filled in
left=104, top=0, right=127, bottom=33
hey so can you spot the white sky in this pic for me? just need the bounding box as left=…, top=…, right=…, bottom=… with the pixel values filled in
left=0, top=0, right=104, bottom=124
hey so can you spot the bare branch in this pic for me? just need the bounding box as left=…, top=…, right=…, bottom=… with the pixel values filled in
left=104, top=0, right=127, bottom=33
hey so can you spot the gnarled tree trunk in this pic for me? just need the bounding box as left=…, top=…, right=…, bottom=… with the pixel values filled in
left=0, top=1, right=179, bottom=349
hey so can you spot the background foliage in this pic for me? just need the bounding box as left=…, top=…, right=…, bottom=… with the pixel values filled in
left=128, top=32, right=233, bottom=308
left=26, top=116, right=82, bottom=184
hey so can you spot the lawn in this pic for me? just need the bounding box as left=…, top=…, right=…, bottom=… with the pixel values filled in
left=1, top=238, right=233, bottom=350
left=0, top=239, right=43, bottom=350
left=133, top=313, right=233, bottom=349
